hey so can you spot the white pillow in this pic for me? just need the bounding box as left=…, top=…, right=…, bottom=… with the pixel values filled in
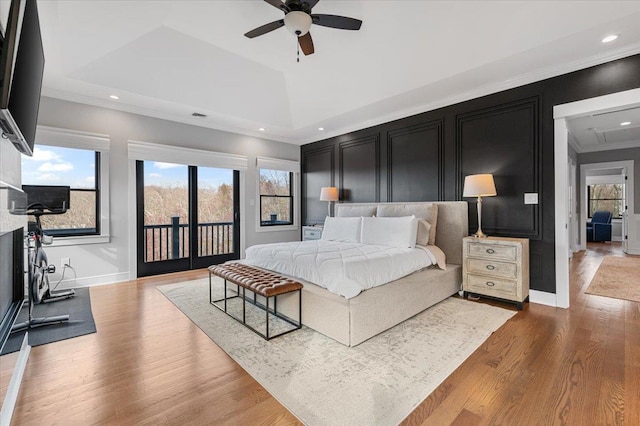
left=321, top=216, right=362, bottom=242
left=361, top=216, right=418, bottom=249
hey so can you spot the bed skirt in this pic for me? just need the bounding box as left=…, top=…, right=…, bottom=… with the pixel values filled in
left=275, top=264, right=462, bottom=346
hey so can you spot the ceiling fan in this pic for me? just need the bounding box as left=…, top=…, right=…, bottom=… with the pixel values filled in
left=244, top=0, right=362, bottom=56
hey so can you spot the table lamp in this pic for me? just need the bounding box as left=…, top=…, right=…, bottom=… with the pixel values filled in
left=463, top=174, right=497, bottom=238
left=320, top=187, right=339, bottom=217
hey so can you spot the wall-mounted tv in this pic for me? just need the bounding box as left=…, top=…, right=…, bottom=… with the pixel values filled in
left=0, top=0, right=45, bottom=157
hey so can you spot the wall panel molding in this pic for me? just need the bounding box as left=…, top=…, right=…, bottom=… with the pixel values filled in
left=456, top=95, right=541, bottom=239
left=338, top=135, right=380, bottom=203
left=302, top=145, right=335, bottom=224
left=386, top=119, right=444, bottom=202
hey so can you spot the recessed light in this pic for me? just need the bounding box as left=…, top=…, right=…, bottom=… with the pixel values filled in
left=620, top=121, right=631, bottom=126
left=602, top=34, right=618, bottom=43
left=318, top=127, right=324, bottom=131
left=109, top=94, right=119, bottom=100
left=259, top=128, right=265, bottom=132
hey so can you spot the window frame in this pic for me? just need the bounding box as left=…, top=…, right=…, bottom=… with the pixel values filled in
left=27, top=126, right=111, bottom=246
left=259, top=170, right=294, bottom=227
left=255, top=157, right=300, bottom=233
left=587, top=183, right=623, bottom=219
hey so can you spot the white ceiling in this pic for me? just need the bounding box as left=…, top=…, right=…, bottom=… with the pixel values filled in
left=567, top=107, right=640, bottom=153
left=29, top=1, right=640, bottom=145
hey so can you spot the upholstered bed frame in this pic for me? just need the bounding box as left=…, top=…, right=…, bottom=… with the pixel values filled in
left=277, top=201, right=468, bottom=346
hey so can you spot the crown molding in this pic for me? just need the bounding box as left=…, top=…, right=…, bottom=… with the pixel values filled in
left=42, top=44, right=640, bottom=147
left=298, top=44, right=640, bottom=145
left=40, top=88, right=297, bottom=145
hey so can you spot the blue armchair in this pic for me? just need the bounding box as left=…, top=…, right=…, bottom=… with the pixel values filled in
left=587, top=211, right=613, bottom=242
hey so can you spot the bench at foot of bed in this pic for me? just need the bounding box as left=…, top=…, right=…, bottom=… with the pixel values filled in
left=208, top=263, right=303, bottom=340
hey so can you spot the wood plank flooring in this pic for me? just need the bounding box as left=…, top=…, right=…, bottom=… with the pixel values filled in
left=1, top=243, right=638, bottom=425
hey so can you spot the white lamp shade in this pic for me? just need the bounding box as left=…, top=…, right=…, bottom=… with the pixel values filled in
left=319, top=187, right=339, bottom=201
left=284, top=11, right=312, bottom=35
left=463, top=174, right=497, bottom=197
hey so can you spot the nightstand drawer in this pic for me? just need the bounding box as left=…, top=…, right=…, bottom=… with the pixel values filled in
left=467, top=241, right=517, bottom=261
left=466, top=274, right=517, bottom=297
left=303, top=227, right=322, bottom=241
left=467, top=258, right=517, bottom=279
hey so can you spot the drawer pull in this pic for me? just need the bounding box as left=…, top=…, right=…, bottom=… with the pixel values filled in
left=485, top=281, right=495, bottom=287
left=486, top=264, right=495, bottom=270
left=486, top=248, right=495, bottom=254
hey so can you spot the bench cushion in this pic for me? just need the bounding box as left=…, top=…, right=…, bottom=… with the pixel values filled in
left=208, top=263, right=303, bottom=297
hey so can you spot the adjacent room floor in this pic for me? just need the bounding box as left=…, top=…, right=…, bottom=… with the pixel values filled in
left=1, top=243, right=639, bottom=425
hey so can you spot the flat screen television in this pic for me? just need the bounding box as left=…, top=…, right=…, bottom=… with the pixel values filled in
left=0, top=0, right=45, bottom=157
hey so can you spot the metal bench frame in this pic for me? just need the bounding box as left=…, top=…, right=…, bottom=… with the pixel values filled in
left=208, top=269, right=302, bottom=340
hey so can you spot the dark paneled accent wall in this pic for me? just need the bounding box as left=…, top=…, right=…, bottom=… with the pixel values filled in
left=302, top=145, right=334, bottom=224
left=387, top=120, right=443, bottom=202
left=300, top=54, right=640, bottom=294
left=457, top=96, right=540, bottom=238
left=339, top=135, right=379, bottom=203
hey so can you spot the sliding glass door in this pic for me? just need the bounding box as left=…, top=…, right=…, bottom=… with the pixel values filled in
left=136, top=161, right=239, bottom=277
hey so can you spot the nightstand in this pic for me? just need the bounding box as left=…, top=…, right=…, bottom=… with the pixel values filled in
left=462, top=236, right=529, bottom=310
left=302, top=225, right=323, bottom=241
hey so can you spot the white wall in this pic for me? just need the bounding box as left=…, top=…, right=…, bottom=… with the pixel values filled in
left=36, top=97, right=300, bottom=287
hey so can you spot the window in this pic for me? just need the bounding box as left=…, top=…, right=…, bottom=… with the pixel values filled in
left=588, top=183, right=623, bottom=219
left=20, top=126, right=110, bottom=245
left=22, top=145, right=100, bottom=236
left=259, top=169, right=293, bottom=226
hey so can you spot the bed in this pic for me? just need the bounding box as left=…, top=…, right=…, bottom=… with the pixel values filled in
left=244, top=201, right=468, bottom=346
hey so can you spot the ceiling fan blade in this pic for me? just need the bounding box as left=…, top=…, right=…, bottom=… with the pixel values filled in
left=244, top=19, right=285, bottom=38
left=303, top=0, right=320, bottom=10
left=264, top=0, right=290, bottom=13
left=312, top=14, right=362, bottom=30
left=298, top=32, right=315, bottom=55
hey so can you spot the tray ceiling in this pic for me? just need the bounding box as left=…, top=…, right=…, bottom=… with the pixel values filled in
left=29, top=1, right=640, bottom=144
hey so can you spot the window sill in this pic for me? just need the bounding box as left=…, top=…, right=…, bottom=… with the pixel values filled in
left=48, top=235, right=110, bottom=247
left=255, top=225, right=299, bottom=233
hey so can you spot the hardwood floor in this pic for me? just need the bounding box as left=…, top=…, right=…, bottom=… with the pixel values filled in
left=1, top=242, right=639, bottom=425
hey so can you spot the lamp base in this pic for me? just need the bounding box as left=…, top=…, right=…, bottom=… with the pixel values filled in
left=471, top=231, right=489, bottom=238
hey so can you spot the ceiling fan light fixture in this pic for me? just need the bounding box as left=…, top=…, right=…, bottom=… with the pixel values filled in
left=284, top=11, right=312, bottom=36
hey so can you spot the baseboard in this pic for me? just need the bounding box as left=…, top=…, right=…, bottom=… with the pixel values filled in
left=626, top=245, right=640, bottom=255
left=529, top=290, right=557, bottom=307
left=53, top=272, right=130, bottom=289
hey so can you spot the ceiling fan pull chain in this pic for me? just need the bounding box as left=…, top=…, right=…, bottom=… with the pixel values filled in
left=297, top=38, right=300, bottom=63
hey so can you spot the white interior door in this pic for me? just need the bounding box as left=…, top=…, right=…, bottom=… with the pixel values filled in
left=568, top=158, right=574, bottom=257
left=622, top=168, right=629, bottom=253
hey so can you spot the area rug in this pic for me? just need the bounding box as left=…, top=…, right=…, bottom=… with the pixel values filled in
left=159, top=278, right=515, bottom=425
left=586, top=256, right=640, bottom=302
left=1, top=287, right=96, bottom=355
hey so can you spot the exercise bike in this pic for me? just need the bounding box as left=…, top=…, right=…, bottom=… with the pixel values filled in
left=12, top=186, right=75, bottom=332
left=27, top=210, right=76, bottom=304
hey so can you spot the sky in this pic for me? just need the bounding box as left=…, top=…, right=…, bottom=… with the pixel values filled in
left=22, top=145, right=96, bottom=188
left=22, top=146, right=233, bottom=189
left=144, top=161, right=233, bottom=188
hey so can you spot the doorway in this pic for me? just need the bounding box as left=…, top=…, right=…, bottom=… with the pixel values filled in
left=136, top=160, right=240, bottom=277
left=554, top=87, right=640, bottom=308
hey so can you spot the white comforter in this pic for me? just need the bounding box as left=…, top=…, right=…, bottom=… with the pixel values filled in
left=244, top=240, right=437, bottom=299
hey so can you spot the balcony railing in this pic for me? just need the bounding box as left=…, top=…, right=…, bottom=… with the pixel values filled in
left=143, top=217, right=234, bottom=262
